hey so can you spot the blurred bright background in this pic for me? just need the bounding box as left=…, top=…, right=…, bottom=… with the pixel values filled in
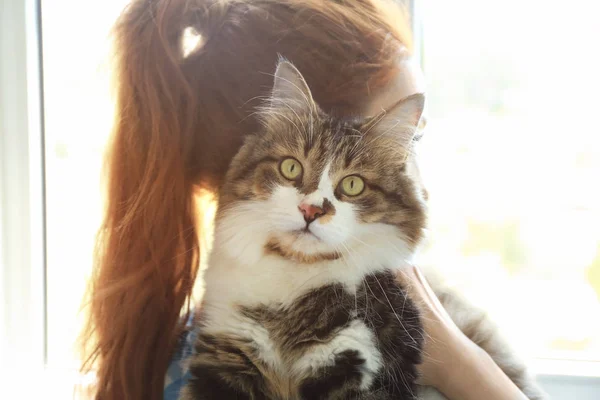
left=40, top=0, right=600, bottom=380
left=417, top=0, right=600, bottom=368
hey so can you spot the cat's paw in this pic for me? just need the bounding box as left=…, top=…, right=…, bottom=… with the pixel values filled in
left=295, top=320, right=382, bottom=398
left=299, top=349, right=370, bottom=399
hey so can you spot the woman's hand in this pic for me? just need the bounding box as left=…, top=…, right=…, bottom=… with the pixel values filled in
left=396, top=265, right=529, bottom=400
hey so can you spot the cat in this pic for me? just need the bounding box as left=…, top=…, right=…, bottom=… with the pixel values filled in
left=180, top=60, right=546, bottom=400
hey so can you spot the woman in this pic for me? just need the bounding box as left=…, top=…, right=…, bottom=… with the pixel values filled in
left=80, top=1, right=531, bottom=399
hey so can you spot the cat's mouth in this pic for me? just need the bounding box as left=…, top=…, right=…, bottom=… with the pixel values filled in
left=297, top=226, right=320, bottom=239
left=264, top=237, right=341, bottom=264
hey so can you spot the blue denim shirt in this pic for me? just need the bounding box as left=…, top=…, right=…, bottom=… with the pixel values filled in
left=163, top=312, right=198, bottom=400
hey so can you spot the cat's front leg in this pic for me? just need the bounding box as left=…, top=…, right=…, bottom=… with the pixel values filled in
left=179, top=368, right=253, bottom=400
left=180, top=333, right=266, bottom=400
left=295, top=320, right=383, bottom=400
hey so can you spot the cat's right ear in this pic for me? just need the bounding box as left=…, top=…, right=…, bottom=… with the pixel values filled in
left=363, top=93, right=426, bottom=148
left=266, top=59, right=318, bottom=115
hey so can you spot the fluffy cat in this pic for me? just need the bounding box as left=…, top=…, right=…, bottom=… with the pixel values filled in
left=181, top=60, right=545, bottom=400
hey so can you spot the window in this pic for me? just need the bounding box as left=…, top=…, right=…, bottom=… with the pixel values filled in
left=418, top=0, right=600, bottom=368
left=41, top=0, right=127, bottom=369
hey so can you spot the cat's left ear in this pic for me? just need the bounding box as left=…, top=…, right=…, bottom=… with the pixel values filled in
left=363, top=93, right=425, bottom=146
left=268, top=59, right=317, bottom=114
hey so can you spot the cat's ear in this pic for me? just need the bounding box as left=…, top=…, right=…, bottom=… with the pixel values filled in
left=363, top=93, right=425, bottom=146
left=268, top=59, right=317, bottom=114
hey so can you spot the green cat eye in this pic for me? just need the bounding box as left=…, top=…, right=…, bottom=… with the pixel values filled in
left=280, top=158, right=303, bottom=180
left=340, top=175, right=365, bottom=197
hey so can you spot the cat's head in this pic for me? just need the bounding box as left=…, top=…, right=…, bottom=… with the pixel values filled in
left=215, top=60, right=427, bottom=267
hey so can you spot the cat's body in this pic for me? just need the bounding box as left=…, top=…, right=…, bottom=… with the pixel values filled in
left=181, top=61, right=546, bottom=400
left=186, top=270, right=422, bottom=399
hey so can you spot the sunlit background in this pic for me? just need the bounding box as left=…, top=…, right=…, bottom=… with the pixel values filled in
left=41, top=0, right=600, bottom=378
left=417, top=0, right=600, bottom=367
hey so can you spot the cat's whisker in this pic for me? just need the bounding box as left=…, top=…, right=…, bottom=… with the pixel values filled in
left=353, top=232, right=411, bottom=256
left=398, top=367, right=415, bottom=398
left=372, top=274, right=418, bottom=345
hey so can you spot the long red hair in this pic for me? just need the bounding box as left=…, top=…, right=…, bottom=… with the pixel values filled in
left=80, top=1, right=413, bottom=399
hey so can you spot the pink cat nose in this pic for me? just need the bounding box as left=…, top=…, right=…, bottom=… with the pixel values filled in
left=298, top=203, right=325, bottom=224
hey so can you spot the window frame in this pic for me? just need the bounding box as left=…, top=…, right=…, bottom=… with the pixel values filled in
left=1, top=0, right=47, bottom=365
left=0, top=0, right=47, bottom=396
